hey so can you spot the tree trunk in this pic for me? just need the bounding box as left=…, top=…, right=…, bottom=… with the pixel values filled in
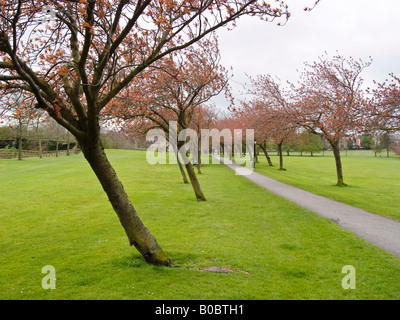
left=74, top=139, right=79, bottom=154
left=67, top=132, right=70, bottom=156
left=197, top=149, right=202, bottom=174
left=277, top=142, right=284, bottom=170
left=55, top=135, right=59, bottom=157
left=178, top=142, right=206, bottom=201
left=80, top=139, right=171, bottom=266
left=177, top=155, right=189, bottom=184
left=18, top=119, right=22, bottom=161
left=259, top=143, right=273, bottom=166
left=172, top=143, right=189, bottom=184
left=36, top=121, right=43, bottom=159
left=184, top=161, right=206, bottom=201
left=38, top=137, right=43, bottom=158
left=197, top=137, right=202, bottom=174
left=255, top=145, right=259, bottom=163
left=331, top=140, right=346, bottom=186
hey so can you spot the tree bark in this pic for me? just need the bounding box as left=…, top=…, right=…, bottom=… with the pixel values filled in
left=331, top=140, right=346, bottom=186
left=172, top=143, right=189, bottom=184
left=197, top=137, right=202, bottom=174
left=184, top=161, right=206, bottom=201
left=177, top=155, right=189, bottom=184
left=277, top=142, right=284, bottom=170
left=196, top=149, right=202, bottom=174
left=67, top=132, right=70, bottom=156
left=80, top=139, right=171, bottom=266
left=255, top=146, right=259, bottom=163
left=17, top=119, right=22, bottom=161
left=35, top=120, right=43, bottom=159
left=38, top=136, right=43, bottom=158
left=55, top=134, right=59, bottom=157
left=259, top=142, right=273, bottom=166
left=178, top=141, right=206, bottom=201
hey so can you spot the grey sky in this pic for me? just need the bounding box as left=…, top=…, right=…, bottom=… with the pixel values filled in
left=212, top=0, right=400, bottom=110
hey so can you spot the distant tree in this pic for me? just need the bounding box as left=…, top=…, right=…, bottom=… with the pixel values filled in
left=361, top=134, right=374, bottom=149
left=0, top=125, right=13, bottom=140
left=392, top=141, right=400, bottom=155
left=3, top=92, right=38, bottom=159
left=43, top=117, right=68, bottom=156
left=246, top=74, right=297, bottom=170
left=190, top=104, right=220, bottom=174
left=380, top=131, right=393, bottom=157
left=347, top=138, right=354, bottom=150
left=282, top=135, right=298, bottom=156
left=297, top=130, right=322, bottom=156
left=365, top=75, right=400, bottom=157
left=33, top=110, right=48, bottom=158
left=293, top=54, right=371, bottom=186
left=229, top=102, right=271, bottom=165
left=108, top=38, right=230, bottom=202
left=369, top=74, right=400, bottom=132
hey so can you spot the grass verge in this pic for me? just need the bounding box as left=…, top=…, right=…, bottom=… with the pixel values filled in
left=1, top=149, right=400, bottom=299
left=252, top=152, right=400, bottom=221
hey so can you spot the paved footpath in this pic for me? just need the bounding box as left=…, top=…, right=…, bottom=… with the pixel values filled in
left=214, top=155, right=400, bottom=258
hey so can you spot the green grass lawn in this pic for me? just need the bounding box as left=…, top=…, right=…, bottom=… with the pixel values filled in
left=1, top=149, right=400, bottom=300
left=251, top=151, right=400, bottom=222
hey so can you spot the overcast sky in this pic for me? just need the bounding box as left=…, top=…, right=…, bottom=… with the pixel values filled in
left=212, top=0, right=400, bottom=110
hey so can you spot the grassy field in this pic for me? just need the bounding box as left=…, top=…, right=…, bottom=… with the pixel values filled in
left=252, top=150, right=400, bottom=222
left=1, top=149, right=400, bottom=300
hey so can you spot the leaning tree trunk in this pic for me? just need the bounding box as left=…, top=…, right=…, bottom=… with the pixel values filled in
left=172, top=143, right=189, bottom=184
left=184, top=161, right=206, bottom=201
left=259, top=142, right=273, bottom=166
left=330, top=140, right=346, bottom=186
left=80, top=139, right=171, bottom=266
left=178, top=141, right=206, bottom=201
left=177, top=153, right=189, bottom=184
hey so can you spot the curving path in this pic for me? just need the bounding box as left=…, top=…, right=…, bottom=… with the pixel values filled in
left=214, top=155, right=400, bottom=258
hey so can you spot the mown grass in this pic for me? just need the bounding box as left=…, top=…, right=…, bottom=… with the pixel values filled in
left=1, top=149, right=400, bottom=300
left=252, top=150, right=400, bottom=222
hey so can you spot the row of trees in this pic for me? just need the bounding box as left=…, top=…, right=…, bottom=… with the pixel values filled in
left=0, top=116, right=78, bottom=158
left=2, top=1, right=399, bottom=267
left=225, top=54, right=400, bottom=186
left=0, top=0, right=311, bottom=266
left=1, top=1, right=398, bottom=266
left=104, top=50, right=400, bottom=204
left=103, top=35, right=230, bottom=202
